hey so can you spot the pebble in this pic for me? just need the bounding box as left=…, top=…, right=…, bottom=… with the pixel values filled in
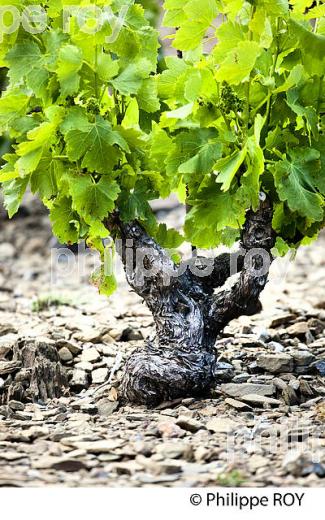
left=285, top=322, right=309, bottom=337
left=282, top=385, right=299, bottom=405
left=80, top=347, right=101, bottom=363
left=267, top=341, right=285, bottom=353
left=256, top=353, right=293, bottom=373
left=176, top=416, right=203, bottom=433
left=292, top=350, right=315, bottom=366
left=74, top=361, right=93, bottom=372
left=214, top=362, right=234, bottom=382
left=0, top=243, right=16, bottom=260
left=157, top=421, right=185, bottom=439
left=313, top=360, right=325, bottom=376
left=225, top=398, right=252, bottom=411
left=240, top=394, right=282, bottom=407
left=58, top=346, right=73, bottom=363
left=282, top=450, right=313, bottom=477
left=91, top=367, right=109, bottom=384
left=70, top=369, right=88, bottom=389
left=97, top=398, right=119, bottom=416
left=156, top=443, right=193, bottom=461
left=206, top=417, right=239, bottom=433
left=62, top=439, right=125, bottom=453
left=221, top=383, right=275, bottom=398
left=270, top=314, right=296, bottom=328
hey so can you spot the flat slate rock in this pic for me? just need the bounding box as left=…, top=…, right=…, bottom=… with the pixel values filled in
left=220, top=383, right=275, bottom=398
left=240, top=394, right=282, bottom=407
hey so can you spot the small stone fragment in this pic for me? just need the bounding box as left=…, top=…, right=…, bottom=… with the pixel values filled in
left=157, top=421, right=185, bottom=439
left=225, top=398, right=253, bottom=411
left=286, top=322, right=309, bottom=337
left=176, top=416, right=203, bottom=433
left=282, top=385, right=299, bottom=405
left=282, top=450, right=312, bottom=477
left=256, top=353, right=293, bottom=374
left=91, top=367, right=109, bottom=384
left=58, top=346, right=73, bottom=363
left=206, top=417, right=239, bottom=433
left=70, top=369, right=88, bottom=389
left=240, top=394, right=282, bottom=407
left=81, top=347, right=100, bottom=363
left=292, top=350, right=315, bottom=366
left=97, top=398, right=119, bottom=416
left=313, top=360, right=325, bottom=376
left=221, top=383, right=275, bottom=398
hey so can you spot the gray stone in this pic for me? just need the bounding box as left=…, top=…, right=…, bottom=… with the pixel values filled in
left=0, top=243, right=15, bottom=260
left=214, top=362, right=234, bottom=382
left=285, top=322, right=309, bottom=337
left=206, top=417, right=239, bottom=433
left=267, top=341, right=285, bottom=353
left=97, top=398, right=119, bottom=416
left=157, top=421, right=185, bottom=439
left=225, top=398, right=253, bottom=411
left=282, top=385, right=299, bottom=405
left=176, top=416, right=203, bottom=433
left=233, top=373, right=250, bottom=383
left=270, top=314, right=296, bottom=328
left=62, top=439, right=125, bottom=453
left=91, top=367, right=109, bottom=384
left=282, top=450, right=312, bottom=477
left=8, top=400, right=25, bottom=411
left=70, top=368, right=88, bottom=388
left=313, top=360, right=325, bottom=376
left=81, top=347, right=100, bottom=363
left=60, top=341, right=82, bottom=355
left=221, top=383, right=275, bottom=398
left=74, top=361, right=93, bottom=372
left=292, top=350, right=315, bottom=366
left=256, top=353, right=293, bottom=373
left=240, top=394, right=282, bottom=407
left=156, top=442, right=193, bottom=460
left=58, top=346, right=73, bottom=362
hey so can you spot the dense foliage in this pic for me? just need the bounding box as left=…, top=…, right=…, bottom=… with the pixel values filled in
left=0, top=0, right=324, bottom=293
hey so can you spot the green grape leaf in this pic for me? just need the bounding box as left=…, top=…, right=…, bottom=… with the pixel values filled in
left=273, top=148, right=324, bottom=222
left=215, top=41, right=262, bottom=85
left=185, top=188, right=246, bottom=248
left=16, top=106, right=65, bottom=175
left=0, top=92, right=30, bottom=134
left=49, top=196, right=80, bottom=244
left=214, top=146, right=247, bottom=191
left=289, top=19, right=325, bottom=76
left=65, top=116, right=130, bottom=173
left=68, top=175, right=120, bottom=221
left=1, top=177, right=29, bottom=218
left=5, top=41, right=43, bottom=83
left=119, top=186, right=154, bottom=223
left=30, top=155, right=64, bottom=200
left=91, top=264, right=117, bottom=297
left=56, top=44, right=83, bottom=96
left=154, top=223, right=184, bottom=249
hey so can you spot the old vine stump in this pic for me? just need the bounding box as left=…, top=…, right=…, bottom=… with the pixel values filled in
left=0, top=338, right=68, bottom=404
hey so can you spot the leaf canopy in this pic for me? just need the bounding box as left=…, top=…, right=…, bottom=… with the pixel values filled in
left=0, top=0, right=324, bottom=297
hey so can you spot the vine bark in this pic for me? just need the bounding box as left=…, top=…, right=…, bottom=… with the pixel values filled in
left=106, top=199, right=275, bottom=406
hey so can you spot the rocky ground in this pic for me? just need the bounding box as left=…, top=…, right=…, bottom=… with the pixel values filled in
left=0, top=201, right=325, bottom=487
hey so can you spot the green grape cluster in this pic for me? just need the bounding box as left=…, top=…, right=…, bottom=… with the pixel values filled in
left=85, top=97, right=101, bottom=115
left=219, top=82, right=244, bottom=114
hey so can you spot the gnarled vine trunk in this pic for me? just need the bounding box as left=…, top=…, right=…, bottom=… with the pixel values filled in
left=106, top=199, right=275, bottom=406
